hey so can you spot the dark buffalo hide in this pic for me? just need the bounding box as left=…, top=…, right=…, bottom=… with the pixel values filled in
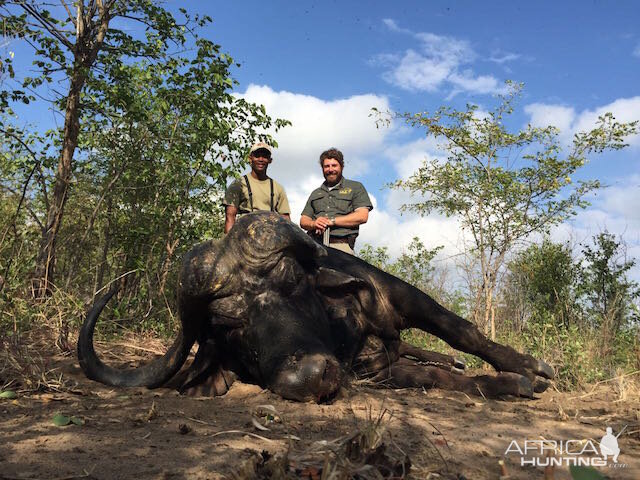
left=78, top=212, right=554, bottom=401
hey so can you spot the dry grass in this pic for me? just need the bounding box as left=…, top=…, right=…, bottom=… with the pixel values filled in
left=0, top=328, right=76, bottom=394
left=230, top=404, right=427, bottom=480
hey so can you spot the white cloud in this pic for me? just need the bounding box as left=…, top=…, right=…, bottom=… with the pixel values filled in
left=383, top=136, right=443, bottom=179
left=358, top=197, right=465, bottom=266
left=572, top=97, right=640, bottom=147
left=376, top=19, right=504, bottom=96
left=489, top=52, right=521, bottom=64
left=368, top=52, right=401, bottom=67
left=525, top=97, right=640, bottom=147
left=383, top=49, right=453, bottom=92
left=524, top=103, right=576, bottom=135
left=633, top=43, right=640, bottom=58
left=381, top=18, right=412, bottom=35
left=600, top=175, right=640, bottom=227
left=413, top=32, right=475, bottom=63
left=448, top=71, right=505, bottom=97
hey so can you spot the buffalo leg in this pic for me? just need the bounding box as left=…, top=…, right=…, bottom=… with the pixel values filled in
left=397, top=289, right=553, bottom=386
left=181, top=367, right=237, bottom=397
left=167, top=338, right=237, bottom=396
left=351, top=335, right=399, bottom=377
left=372, top=357, right=534, bottom=398
left=398, top=341, right=465, bottom=373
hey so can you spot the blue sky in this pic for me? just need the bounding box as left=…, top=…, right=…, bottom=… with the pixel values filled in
left=4, top=1, right=640, bottom=280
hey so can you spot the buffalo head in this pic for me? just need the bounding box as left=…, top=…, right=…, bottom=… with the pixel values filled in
left=79, top=212, right=345, bottom=401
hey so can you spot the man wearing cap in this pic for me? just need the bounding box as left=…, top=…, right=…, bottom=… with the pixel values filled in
left=223, top=142, right=291, bottom=233
left=300, top=148, right=372, bottom=255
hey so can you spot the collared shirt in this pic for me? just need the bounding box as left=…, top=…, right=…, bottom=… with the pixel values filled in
left=301, top=177, right=373, bottom=238
left=223, top=175, right=291, bottom=214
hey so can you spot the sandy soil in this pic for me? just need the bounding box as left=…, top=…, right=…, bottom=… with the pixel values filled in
left=1, top=340, right=638, bottom=480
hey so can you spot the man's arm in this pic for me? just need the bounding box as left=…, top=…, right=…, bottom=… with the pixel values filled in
left=300, top=191, right=322, bottom=233
left=301, top=214, right=332, bottom=235
left=300, top=214, right=319, bottom=232
left=282, top=213, right=291, bottom=221
left=225, top=205, right=238, bottom=233
left=333, top=207, right=369, bottom=228
left=301, top=209, right=368, bottom=234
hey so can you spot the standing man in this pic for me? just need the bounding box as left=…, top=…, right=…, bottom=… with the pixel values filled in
left=223, top=142, right=291, bottom=233
left=300, top=148, right=372, bottom=254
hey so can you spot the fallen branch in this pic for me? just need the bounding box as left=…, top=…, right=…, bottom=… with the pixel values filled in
left=209, top=429, right=275, bottom=443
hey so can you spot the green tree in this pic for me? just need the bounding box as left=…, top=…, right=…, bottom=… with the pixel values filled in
left=384, top=82, right=638, bottom=332
left=358, top=244, right=392, bottom=271
left=357, top=237, right=462, bottom=311
left=359, top=237, right=441, bottom=289
left=1, top=1, right=284, bottom=297
left=580, top=232, right=640, bottom=340
left=504, top=238, right=581, bottom=330
left=389, top=237, right=443, bottom=292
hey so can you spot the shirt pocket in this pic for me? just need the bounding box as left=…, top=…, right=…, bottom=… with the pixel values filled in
left=333, top=195, right=353, bottom=213
left=309, top=192, right=326, bottom=209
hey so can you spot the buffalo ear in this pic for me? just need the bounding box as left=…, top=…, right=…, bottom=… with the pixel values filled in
left=315, top=267, right=369, bottom=294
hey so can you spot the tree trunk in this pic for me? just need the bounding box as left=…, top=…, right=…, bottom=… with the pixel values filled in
left=32, top=73, right=84, bottom=298
left=490, top=306, right=496, bottom=342
left=482, top=273, right=493, bottom=336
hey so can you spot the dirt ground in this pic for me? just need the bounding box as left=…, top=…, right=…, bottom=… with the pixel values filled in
left=1, top=338, right=639, bottom=480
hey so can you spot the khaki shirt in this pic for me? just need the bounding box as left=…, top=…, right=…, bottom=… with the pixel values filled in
left=301, top=177, right=373, bottom=238
left=224, top=175, right=291, bottom=214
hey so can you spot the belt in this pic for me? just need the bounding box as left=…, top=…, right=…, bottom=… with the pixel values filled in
left=329, top=236, right=353, bottom=244
left=310, top=232, right=356, bottom=248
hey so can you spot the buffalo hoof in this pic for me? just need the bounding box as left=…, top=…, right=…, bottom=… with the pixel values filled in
left=513, top=357, right=555, bottom=384
left=532, top=376, right=551, bottom=393
left=535, top=360, right=554, bottom=379
left=453, top=358, right=466, bottom=371
left=495, top=372, right=534, bottom=399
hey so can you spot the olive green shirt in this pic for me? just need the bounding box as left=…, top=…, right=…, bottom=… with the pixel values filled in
left=301, top=177, right=373, bottom=238
left=223, top=175, right=291, bottom=214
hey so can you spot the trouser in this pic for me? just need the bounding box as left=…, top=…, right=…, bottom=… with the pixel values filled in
left=328, top=241, right=354, bottom=255
left=311, top=232, right=356, bottom=255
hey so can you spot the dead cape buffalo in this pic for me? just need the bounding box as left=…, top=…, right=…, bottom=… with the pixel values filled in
left=78, top=212, right=553, bottom=402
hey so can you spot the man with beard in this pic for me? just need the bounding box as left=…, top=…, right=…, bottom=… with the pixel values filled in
left=300, top=148, right=372, bottom=254
left=224, top=142, right=291, bottom=233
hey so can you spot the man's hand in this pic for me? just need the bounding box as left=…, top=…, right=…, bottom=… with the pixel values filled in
left=313, top=216, right=333, bottom=234
left=300, top=214, right=331, bottom=234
